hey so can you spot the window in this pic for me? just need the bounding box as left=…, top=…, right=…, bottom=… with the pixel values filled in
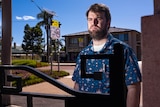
left=113, top=34, right=119, bottom=39
left=68, top=37, right=78, bottom=47
left=136, top=34, right=141, bottom=41
left=124, top=34, right=128, bottom=41
left=113, top=33, right=128, bottom=41
left=78, top=38, right=84, bottom=47
left=69, top=38, right=78, bottom=44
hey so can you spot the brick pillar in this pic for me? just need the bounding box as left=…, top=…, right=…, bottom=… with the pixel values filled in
left=141, top=0, right=160, bottom=106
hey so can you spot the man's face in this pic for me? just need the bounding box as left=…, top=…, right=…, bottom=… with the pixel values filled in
left=87, top=11, right=109, bottom=40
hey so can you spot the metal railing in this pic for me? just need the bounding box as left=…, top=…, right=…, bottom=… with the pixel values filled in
left=0, top=43, right=126, bottom=107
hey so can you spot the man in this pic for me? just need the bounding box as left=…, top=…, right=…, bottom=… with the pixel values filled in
left=72, top=3, right=142, bottom=107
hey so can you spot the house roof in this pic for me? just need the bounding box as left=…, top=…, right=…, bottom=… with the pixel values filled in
left=62, top=27, right=140, bottom=37
left=63, top=31, right=89, bottom=37
left=0, top=45, right=26, bottom=54
left=12, top=48, right=26, bottom=54
left=109, top=27, right=137, bottom=33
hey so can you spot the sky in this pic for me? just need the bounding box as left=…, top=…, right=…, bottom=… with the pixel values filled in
left=2, top=0, right=154, bottom=46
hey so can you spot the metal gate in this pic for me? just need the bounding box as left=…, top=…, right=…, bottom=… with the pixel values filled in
left=0, top=43, right=126, bottom=107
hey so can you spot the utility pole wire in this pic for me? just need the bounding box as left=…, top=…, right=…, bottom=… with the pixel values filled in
left=31, top=0, right=43, bottom=12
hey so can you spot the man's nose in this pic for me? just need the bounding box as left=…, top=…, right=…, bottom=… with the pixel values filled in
left=93, top=19, right=98, bottom=25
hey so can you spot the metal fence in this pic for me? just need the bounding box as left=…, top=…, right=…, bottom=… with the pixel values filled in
left=0, top=43, right=126, bottom=107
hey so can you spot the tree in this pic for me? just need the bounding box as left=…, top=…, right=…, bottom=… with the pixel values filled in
left=51, top=39, right=64, bottom=52
left=22, top=24, right=44, bottom=59
left=37, top=10, right=54, bottom=62
left=50, top=38, right=65, bottom=62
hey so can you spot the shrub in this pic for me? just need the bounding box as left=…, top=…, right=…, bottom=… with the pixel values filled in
left=11, top=59, right=70, bottom=87
left=12, top=70, right=69, bottom=87
left=12, top=59, right=49, bottom=67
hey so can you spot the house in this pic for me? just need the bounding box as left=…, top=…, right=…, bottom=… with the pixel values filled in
left=62, top=27, right=141, bottom=62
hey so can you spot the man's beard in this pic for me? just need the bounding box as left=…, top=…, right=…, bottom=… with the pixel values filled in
left=88, top=28, right=108, bottom=40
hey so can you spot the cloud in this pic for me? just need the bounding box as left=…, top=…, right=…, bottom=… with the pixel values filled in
left=23, top=16, right=36, bottom=20
left=16, top=16, right=23, bottom=20
left=16, top=15, right=36, bottom=20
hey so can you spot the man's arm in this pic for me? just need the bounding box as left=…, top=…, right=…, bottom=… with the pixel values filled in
left=73, top=82, right=79, bottom=90
left=126, top=82, right=141, bottom=107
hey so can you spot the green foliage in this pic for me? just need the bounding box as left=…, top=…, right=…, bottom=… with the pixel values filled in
left=22, top=24, right=45, bottom=57
left=40, top=69, right=69, bottom=78
left=12, top=70, right=69, bottom=87
left=36, top=10, right=65, bottom=52
left=12, top=59, right=49, bottom=68
left=11, top=59, right=69, bottom=87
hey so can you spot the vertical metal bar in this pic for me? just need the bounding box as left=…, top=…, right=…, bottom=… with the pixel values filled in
left=0, top=94, right=2, bottom=107
left=109, top=43, right=126, bottom=107
left=80, top=55, right=86, bottom=78
left=27, top=95, right=33, bottom=107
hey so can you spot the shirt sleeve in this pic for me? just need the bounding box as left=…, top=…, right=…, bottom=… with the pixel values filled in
left=72, top=54, right=81, bottom=83
left=124, top=47, right=142, bottom=86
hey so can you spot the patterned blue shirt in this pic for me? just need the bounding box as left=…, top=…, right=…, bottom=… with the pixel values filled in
left=72, top=33, right=142, bottom=94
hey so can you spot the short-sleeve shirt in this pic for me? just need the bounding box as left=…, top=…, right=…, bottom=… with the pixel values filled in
left=72, top=33, right=142, bottom=94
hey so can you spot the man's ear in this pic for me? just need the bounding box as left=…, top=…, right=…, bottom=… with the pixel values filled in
left=106, top=21, right=111, bottom=30
left=107, top=21, right=111, bottom=29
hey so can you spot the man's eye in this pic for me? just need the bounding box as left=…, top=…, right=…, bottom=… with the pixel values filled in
left=87, top=18, right=92, bottom=21
left=97, top=18, right=103, bottom=21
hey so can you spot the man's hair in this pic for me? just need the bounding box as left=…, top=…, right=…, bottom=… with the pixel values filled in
left=86, top=3, right=111, bottom=24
